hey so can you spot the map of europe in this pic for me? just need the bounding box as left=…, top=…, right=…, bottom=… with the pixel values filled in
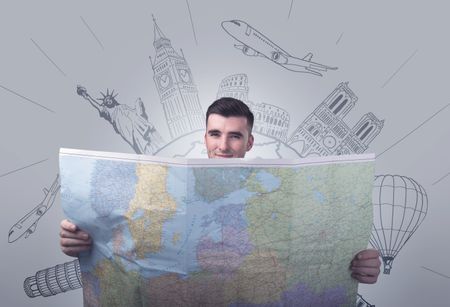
left=59, top=148, right=375, bottom=307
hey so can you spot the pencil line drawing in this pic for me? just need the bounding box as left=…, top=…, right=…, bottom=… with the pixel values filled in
left=171, top=140, right=204, bottom=158
left=381, top=49, right=418, bottom=88
left=288, top=0, right=294, bottom=19
left=80, top=16, right=105, bottom=50
left=8, top=174, right=60, bottom=243
left=336, top=32, right=344, bottom=45
left=30, top=38, right=67, bottom=77
left=76, top=85, right=165, bottom=154
left=154, top=72, right=300, bottom=159
left=378, top=102, right=450, bottom=158
left=0, top=83, right=55, bottom=113
left=432, top=171, right=450, bottom=186
left=356, top=293, right=375, bottom=307
left=421, top=266, right=450, bottom=279
left=288, top=82, right=384, bottom=157
left=216, top=73, right=290, bottom=142
left=370, top=175, right=428, bottom=274
left=185, top=0, right=198, bottom=45
left=24, top=260, right=82, bottom=298
left=221, top=19, right=337, bottom=76
left=251, top=101, right=290, bottom=142
left=0, top=158, right=48, bottom=179
left=150, top=15, right=204, bottom=139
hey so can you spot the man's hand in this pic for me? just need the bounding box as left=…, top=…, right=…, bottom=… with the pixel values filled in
left=350, top=249, right=381, bottom=284
left=60, top=219, right=92, bottom=257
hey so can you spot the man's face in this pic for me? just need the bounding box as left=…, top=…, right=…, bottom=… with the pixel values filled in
left=204, top=114, right=254, bottom=158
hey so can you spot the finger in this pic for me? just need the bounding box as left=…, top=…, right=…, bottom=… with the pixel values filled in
left=60, top=219, right=77, bottom=232
left=351, top=272, right=378, bottom=284
left=355, top=249, right=379, bottom=260
left=351, top=266, right=380, bottom=277
left=60, top=229, right=90, bottom=240
left=352, top=258, right=381, bottom=268
left=60, top=237, right=92, bottom=247
left=59, top=231, right=92, bottom=243
left=61, top=245, right=92, bottom=257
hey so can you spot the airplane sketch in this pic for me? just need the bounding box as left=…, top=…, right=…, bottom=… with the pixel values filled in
left=221, top=20, right=337, bottom=76
left=8, top=174, right=60, bottom=243
left=77, top=85, right=165, bottom=154
left=370, top=174, right=428, bottom=274
left=24, top=259, right=82, bottom=297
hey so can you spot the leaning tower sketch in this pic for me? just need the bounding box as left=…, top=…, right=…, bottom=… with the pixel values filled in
left=288, top=82, right=384, bottom=157
left=150, top=15, right=204, bottom=139
left=23, top=260, right=82, bottom=297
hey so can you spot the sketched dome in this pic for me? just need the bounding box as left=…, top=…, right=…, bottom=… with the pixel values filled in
left=154, top=130, right=300, bottom=159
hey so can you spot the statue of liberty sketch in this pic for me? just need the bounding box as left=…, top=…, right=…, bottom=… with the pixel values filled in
left=76, top=85, right=164, bottom=154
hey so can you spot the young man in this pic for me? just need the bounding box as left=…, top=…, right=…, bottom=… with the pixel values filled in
left=60, top=97, right=381, bottom=284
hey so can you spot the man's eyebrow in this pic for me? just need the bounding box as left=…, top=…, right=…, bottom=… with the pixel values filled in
left=228, top=131, right=244, bottom=137
left=207, top=129, right=221, bottom=134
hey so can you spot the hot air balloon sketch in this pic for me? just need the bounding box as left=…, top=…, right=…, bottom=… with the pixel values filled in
left=370, top=175, right=428, bottom=274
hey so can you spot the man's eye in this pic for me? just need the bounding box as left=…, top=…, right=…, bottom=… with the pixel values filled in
left=230, top=135, right=241, bottom=139
left=209, top=132, right=220, bottom=137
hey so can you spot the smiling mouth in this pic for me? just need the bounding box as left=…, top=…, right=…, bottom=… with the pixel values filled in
left=215, top=153, right=234, bottom=158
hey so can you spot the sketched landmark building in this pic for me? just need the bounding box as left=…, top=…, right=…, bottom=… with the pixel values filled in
left=216, top=73, right=249, bottom=102
left=23, top=260, right=82, bottom=297
left=150, top=16, right=204, bottom=139
left=288, top=82, right=384, bottom=157
left=76, top=86, right=164, bottom=155
left=216, top=73, right=290, bottom=142
left=251, top=102, right=290, bottom=142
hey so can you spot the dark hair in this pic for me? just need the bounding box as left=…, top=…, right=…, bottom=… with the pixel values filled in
left=206, top=97, right=254, bottom=132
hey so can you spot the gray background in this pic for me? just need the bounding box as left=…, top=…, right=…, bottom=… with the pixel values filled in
left=1, top=0, right=449, bottom=306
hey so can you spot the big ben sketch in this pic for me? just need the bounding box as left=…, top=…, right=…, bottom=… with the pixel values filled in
left=150, top=16, right=204, bottom=139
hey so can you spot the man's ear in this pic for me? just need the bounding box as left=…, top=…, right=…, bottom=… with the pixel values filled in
left=246, top=134, right=254, bottom=151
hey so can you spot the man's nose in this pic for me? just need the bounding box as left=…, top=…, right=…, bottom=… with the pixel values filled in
left=218, top=137, right=229, bottom=151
